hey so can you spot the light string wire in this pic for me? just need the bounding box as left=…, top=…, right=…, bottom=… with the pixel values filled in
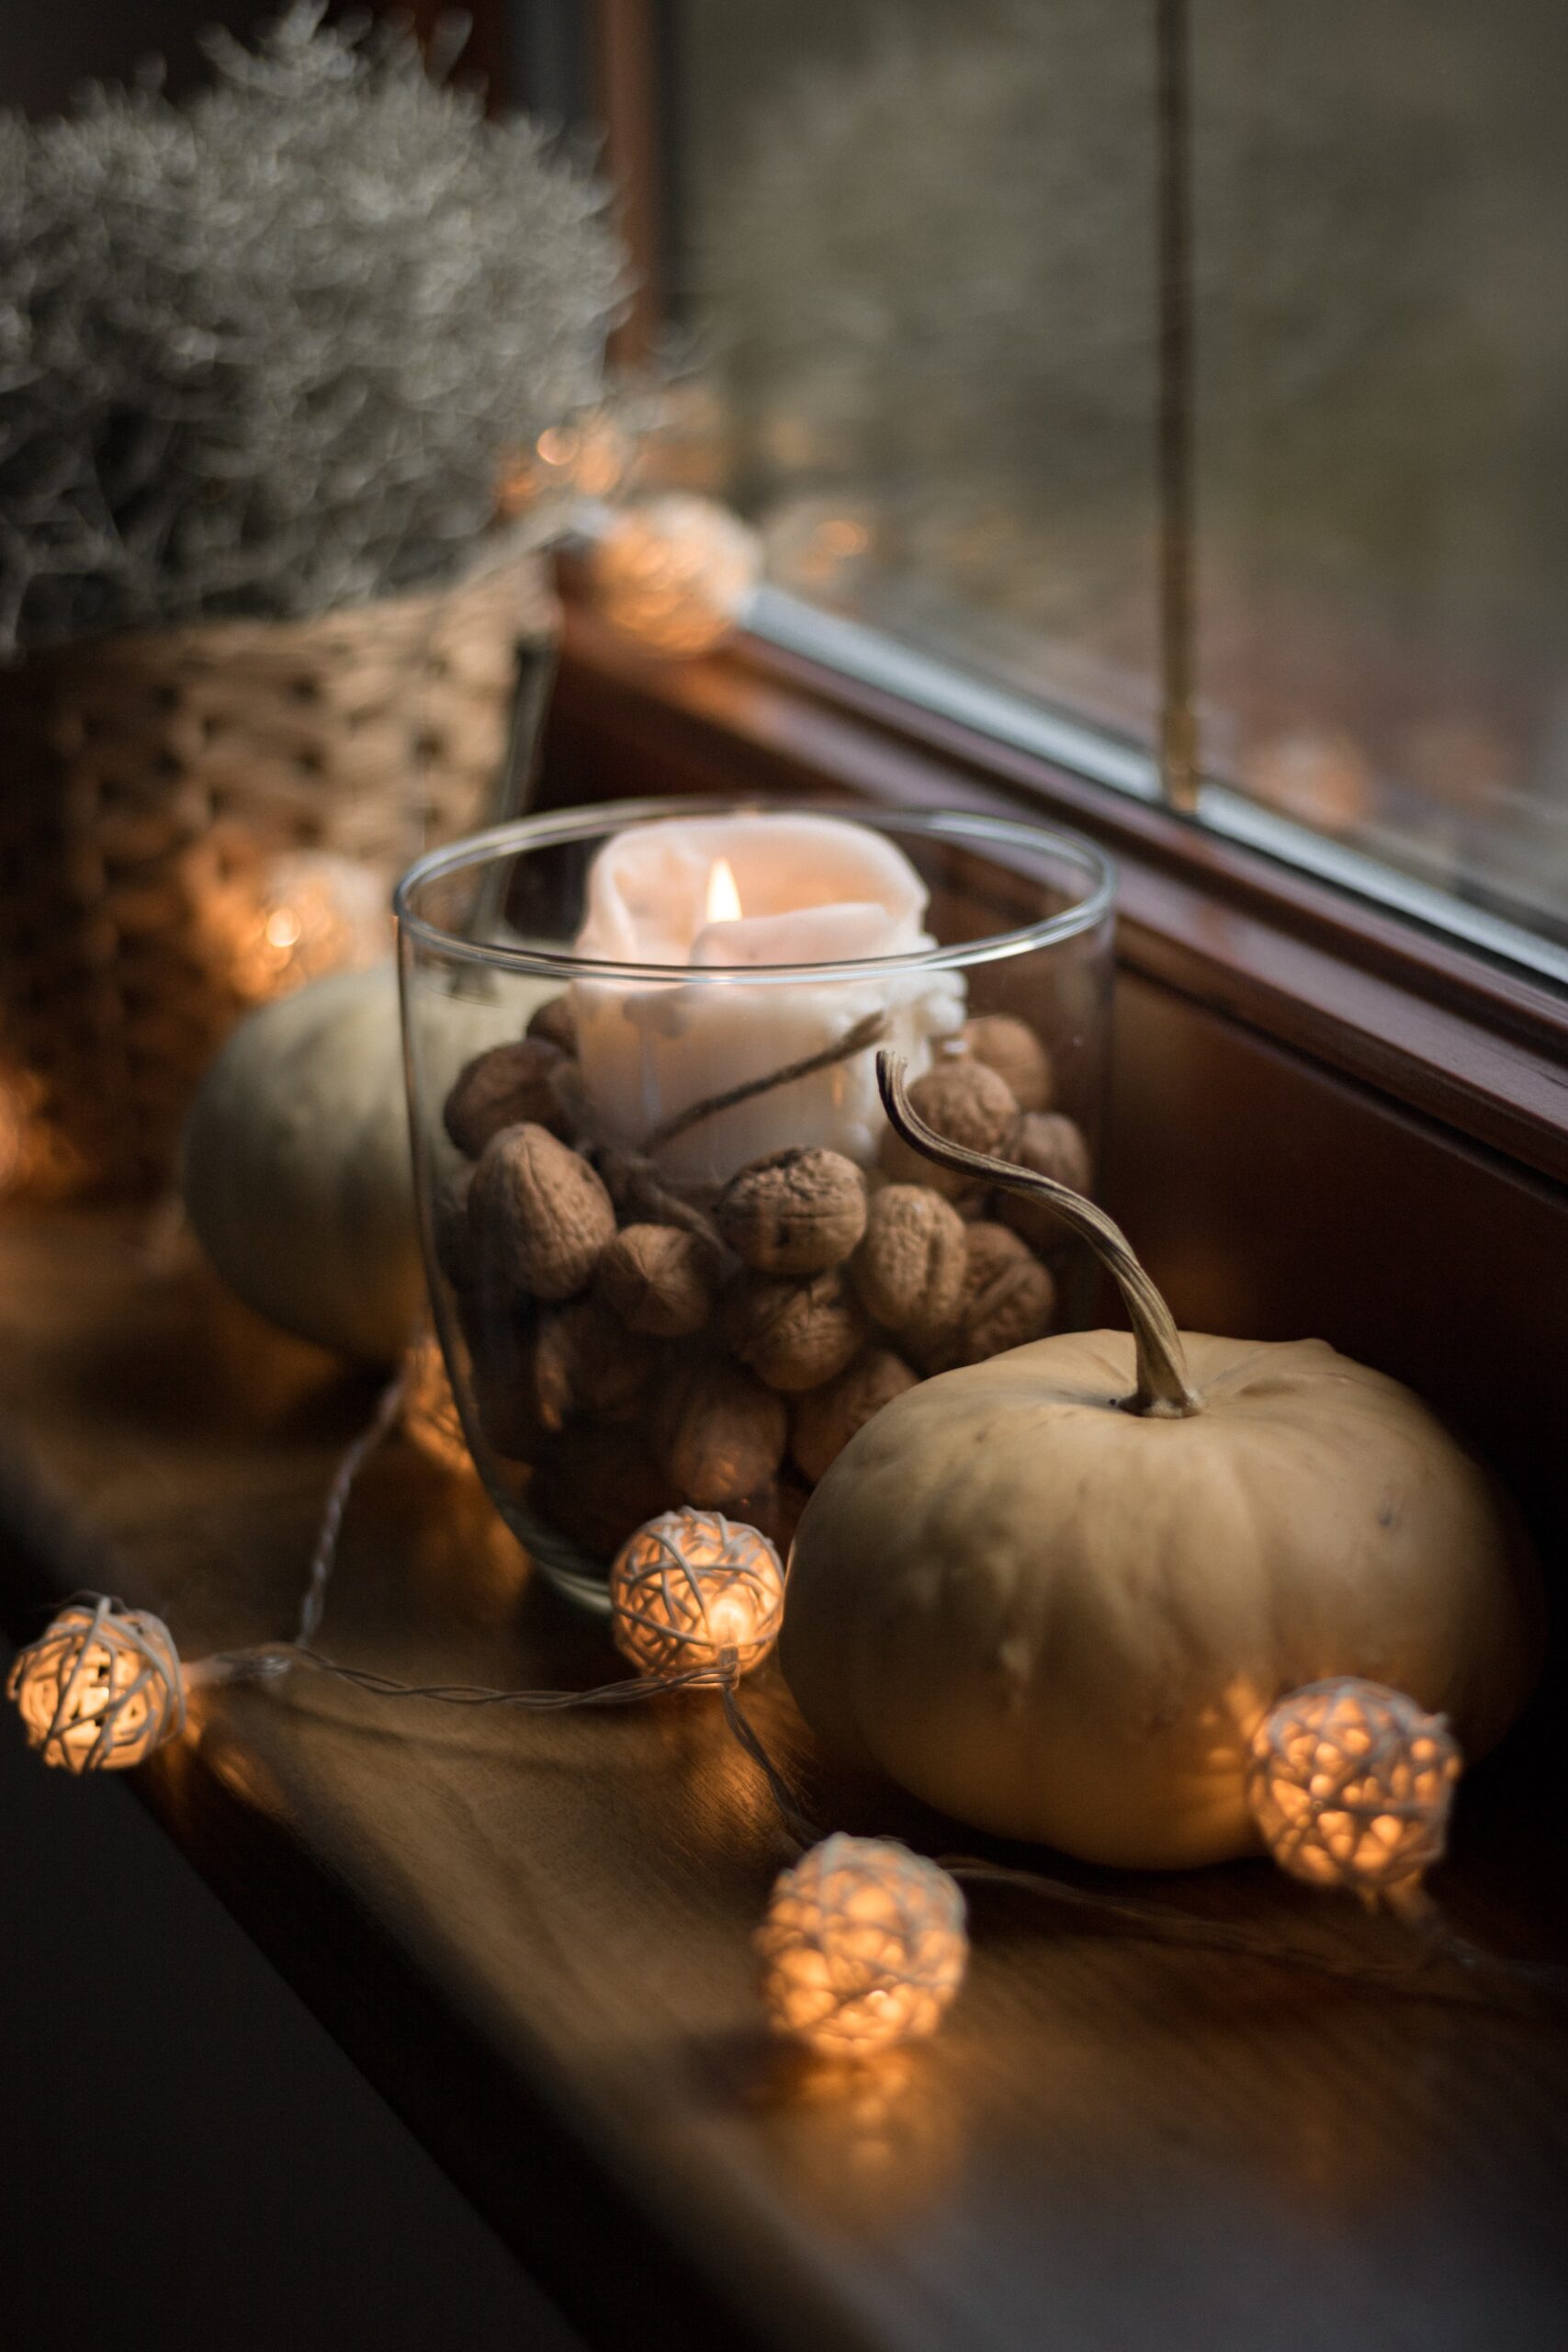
left=297, top=1367, right=410, bottom=1645
left=185, top=1363, right=768, bottom=1719
left=713, top=1715, right=1568, bottom=2009
left=127, top=1321, right=1568, bottom=2014
left=702, top=1687, right=1568, bottom=2010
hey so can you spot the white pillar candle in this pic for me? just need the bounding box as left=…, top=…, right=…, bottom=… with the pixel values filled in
left=570, top=813, right=964, bottom=1182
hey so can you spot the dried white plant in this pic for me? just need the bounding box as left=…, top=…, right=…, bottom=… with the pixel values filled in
left=0, top=4, right=626, bottom=655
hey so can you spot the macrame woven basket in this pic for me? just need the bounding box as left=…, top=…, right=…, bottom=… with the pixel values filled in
left=0, top=556, right=553, bottom=1194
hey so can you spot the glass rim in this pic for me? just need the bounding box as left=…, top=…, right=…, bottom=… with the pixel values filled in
left=395, top=796, right=1116, bottom=987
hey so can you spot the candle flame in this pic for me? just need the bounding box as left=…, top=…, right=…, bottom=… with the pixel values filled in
left=705, top=857, right=743, bottom=925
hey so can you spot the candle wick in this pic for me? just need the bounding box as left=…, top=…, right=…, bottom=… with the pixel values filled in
left=642, top=1011, right=889, bottom=1155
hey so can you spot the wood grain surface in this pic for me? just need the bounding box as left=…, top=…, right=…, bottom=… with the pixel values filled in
left=2, top=1208, right=1566, bottom=2352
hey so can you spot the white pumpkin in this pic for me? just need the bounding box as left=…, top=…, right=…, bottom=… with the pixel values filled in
left=182, top=962, right=533, bottom=1362
left=780, top=1057, right=1544, bottom=1870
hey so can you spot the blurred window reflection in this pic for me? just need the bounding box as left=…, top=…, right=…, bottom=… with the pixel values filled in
left=660, top=0, right=1568, bottom=964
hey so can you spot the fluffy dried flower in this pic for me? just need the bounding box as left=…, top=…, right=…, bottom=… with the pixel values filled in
left=0, top=5, right=625, bottom=654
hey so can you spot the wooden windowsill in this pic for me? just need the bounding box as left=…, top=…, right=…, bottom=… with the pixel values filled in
left=2, top=1206, right=1566, bottom=2352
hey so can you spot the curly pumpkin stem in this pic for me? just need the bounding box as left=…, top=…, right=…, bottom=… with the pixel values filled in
left=877, top=1052, right=1202, bottom=1419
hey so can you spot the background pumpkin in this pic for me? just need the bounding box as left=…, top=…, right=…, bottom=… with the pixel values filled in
left=780, top=1057, right=1543, bottom=1870
left=182, top=962, right=545, bottom=1363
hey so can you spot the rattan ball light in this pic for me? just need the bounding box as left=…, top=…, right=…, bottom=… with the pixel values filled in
left=757, top=1835, right=968, bottom=2057
left=609, top=1510, right=784, bottom=1679
left=1245, top=1677, right=1462, bottom=1911
left=8, top=1596, right=186, bottom=1772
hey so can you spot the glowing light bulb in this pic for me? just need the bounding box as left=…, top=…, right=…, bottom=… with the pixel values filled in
left=222, top=851, right=390, bottom=1005
left=757, top=1836, right=968, bottom=2056
left=608, top=1510, right=784, bottom=1679
left=1245, top=1678, right=1461, bottom=1913
left=586, top=495, right=761, bottom=658
left=705, top=856, right=742, bottom=926
left=264, top=907, right=303, bottom=950
left=7, top=1598, right=186, bottom=1773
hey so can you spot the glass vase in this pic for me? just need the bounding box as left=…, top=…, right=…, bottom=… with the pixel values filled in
left=397, top=797, right=1114, bottom=1611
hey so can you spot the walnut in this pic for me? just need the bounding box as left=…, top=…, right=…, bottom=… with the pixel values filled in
left=532, top=1422, right=679, bottom=1559
left=849, top=1183, right=967, bottom=1334
left=952, top=1185, right=994, bottom=1222
left=459, top=1290, right=654, bottom=1461
left=721, top=1266, right=868, bottom=1392
left=716, top=1147, right=867, bottom=1273
left=997, top=1113, right=1094, bottom=1255
left=444, top=1038, right=572, bottom=1156
left=791, top=1348, right=918, bottom=1485
left=878, top=1057, right=1019, bottom=1194
left=431, top=1161, right=475, bottom=1292
left=962, top=1013, right=1055, bottom=1114
left=456, top=1293, right=541, bottom=1460
left=594, top=1148, right=721, bottom=1245
left=533, top=1298, right=660, bottom=1426
left=468, top=1123, right=615, bottom=1303
left=525, top=993, right=578, bottom=1056
left=906, top=1222, right=1027, bottom=1372
left=654, top=1353, right=788, bottom=1508
left=951, top=1220, right=1057, bottom=1364
left=961, top=1221, right=1033, bottom=1292
left=596, top=1223, right=718, bottom=1338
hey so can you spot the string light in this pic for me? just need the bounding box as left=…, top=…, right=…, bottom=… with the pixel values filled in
left=1245, top=1678, right=1461, bottom=1914
left=585, top=495, right=761, bottom=657
left=227, top=851, right=390, bottom=1005
left=7, top=1597, right=186, bottom=1772
left=757, top=1836, right=968, bottom=2057
left=608, top=1510, right=784, bottom=1679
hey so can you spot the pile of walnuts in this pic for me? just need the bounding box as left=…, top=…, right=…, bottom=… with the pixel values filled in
left=436, top=1002, right=1091, bottom=1559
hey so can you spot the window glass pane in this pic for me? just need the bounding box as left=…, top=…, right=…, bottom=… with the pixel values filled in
left=666, top=0, right=1158, bottom=752
left=660, top=2, right=1568, bottom=961
left=1193, top=2, right=1568, bottom=947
